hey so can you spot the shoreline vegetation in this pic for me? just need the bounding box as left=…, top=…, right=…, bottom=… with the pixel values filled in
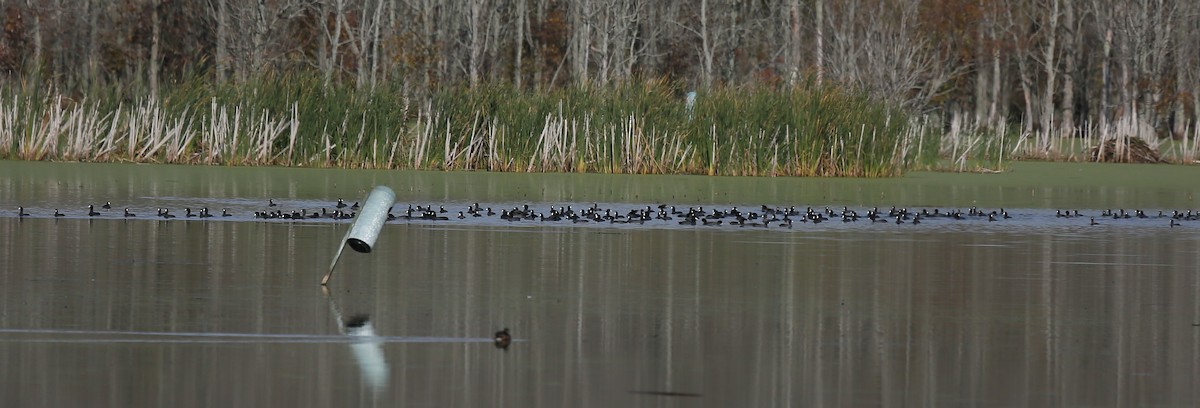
left=1, top=75, right=1197, bottom=177
left=3, top=2, right=1200, bottom=176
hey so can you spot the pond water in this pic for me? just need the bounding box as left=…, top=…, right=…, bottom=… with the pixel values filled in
left=2, top=160, right=1199, bottom=407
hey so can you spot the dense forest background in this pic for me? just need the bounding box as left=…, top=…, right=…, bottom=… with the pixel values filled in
left=1, top=0, right=1198, bottom=153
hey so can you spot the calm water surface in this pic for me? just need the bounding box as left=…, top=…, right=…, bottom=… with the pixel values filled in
left=2, top=161, right=1200, bottom=407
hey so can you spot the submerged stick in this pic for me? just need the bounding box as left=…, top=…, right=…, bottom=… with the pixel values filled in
left=322, top=227, right=353, bottom=285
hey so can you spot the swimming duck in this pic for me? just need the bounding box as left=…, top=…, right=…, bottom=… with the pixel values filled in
left=494, top=328, right=512, bottom=350
left=102, top=201, right=112, bottom=209
left=18, top=206, right=30, bottom=217
left=222, top=208, right=232, bottom=217
left=124, top=208, right=136, bottom=217
left=268, top=199, right=278, bottom=207
left=88, top=205, right=101, bottom=216
left=53, top=209, right=65, bottom=217
left=335, top=198, right=347, bottom=208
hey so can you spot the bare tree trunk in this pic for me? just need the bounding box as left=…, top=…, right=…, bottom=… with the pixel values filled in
left=150, top=0, right=160, bottom=97
left=468, top=0, right=484, bottom=87
left=698, top=0, right=712, bottom=87
left=323, top=0, right=346, bottom=87
left=86, top=0, right=100, bottom=87
left=1060, top=0, right=1076, bottom=136
left=27, top=0, right=42, bottom=75
left=531, top=0, right=545, bottom=87
left=973, top=25, right=988, bottom=124
left=787, top=0, right=800, bottom=84
left=1101, top=28, right=1112, bottom=127
left=514, top=0, right=526, bottom=88
left=1173, top=2, right=1193, bottom=139
left=351, top=0, right=380, bottom=89
left=1039, top=0, right=1059, bottom=150
left=723, top=1, right=739, bottom=82
left=1017, top=55, right=1035, bottom=136
left=380, top=0, right=396, bottom=85
left=595, top=0, right=611, bottom=84
left=215, top=0, right=228, bottom=83
left=251, top=0, right=269, bottom=78
left=50, top=0, right=62, bottom=81
left=990, top=47, right=1002, bottom=125
left=815, top=0, right=824, bottom=85
left=1118, top=33, right=1131, bottom=124
left=572, top=0, right=591, bottom=85
left=370, top=0, right=385, bottom=90
left=486, top=1, right=503, bottom=84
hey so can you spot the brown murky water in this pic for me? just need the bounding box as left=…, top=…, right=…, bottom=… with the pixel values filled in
left=2, top=160, right=1200, bottom=407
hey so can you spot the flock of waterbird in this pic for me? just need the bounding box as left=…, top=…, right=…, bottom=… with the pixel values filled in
left=12, top=199, right=1200, bottom=228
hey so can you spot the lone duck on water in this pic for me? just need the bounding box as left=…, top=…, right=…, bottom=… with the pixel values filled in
left=494, top=328, right=512, bottom=350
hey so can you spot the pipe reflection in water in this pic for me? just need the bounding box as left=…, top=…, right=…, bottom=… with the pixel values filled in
left=344, top=315, right=389, bottom=392
left=325, top=287, right=389, bottom=393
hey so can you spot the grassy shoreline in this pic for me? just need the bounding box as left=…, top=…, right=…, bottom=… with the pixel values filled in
left=1, top=75, right=1194, bottom=176
left=0, top=75, right=937, bottom=177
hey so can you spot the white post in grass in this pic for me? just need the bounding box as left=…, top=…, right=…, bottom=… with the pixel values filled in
left=685, top=91, right=697, bottom=121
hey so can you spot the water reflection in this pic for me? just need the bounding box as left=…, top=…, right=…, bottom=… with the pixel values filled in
left=2, top=211, right=1200, bottom=406
left=343, top=316, right=389, bottom=393
left=324, top=288, right=389, bottom=393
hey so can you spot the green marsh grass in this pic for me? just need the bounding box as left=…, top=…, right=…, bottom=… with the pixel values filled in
left=2, top=75, right=939, bottom=176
